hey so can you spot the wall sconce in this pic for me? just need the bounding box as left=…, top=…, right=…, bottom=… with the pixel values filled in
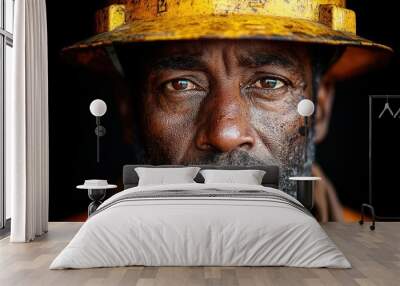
left=292, top=99, right=319, bottom=210
left=89, top=99, right=107, bottom=163
left=297, top=99, right=315, bottom=166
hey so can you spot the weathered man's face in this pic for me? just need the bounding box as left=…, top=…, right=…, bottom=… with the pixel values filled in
left=125, top=40, right=314, bottom=190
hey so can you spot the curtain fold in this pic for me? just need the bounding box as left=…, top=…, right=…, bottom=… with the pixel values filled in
left=7, top=0, right=49, bottom=242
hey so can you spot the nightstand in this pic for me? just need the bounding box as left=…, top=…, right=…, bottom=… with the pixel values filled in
left=289, top=176, right=321, bottom=210
left=77, top=180, right=117, bottom=216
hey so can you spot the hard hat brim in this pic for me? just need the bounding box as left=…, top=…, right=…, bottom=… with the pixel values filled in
left=62, top=14, right=393, bottom=80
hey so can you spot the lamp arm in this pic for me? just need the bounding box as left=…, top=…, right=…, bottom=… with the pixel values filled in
left=96, top=117, right=100, bottom=163
left=304, top=116, right=308, bottom=166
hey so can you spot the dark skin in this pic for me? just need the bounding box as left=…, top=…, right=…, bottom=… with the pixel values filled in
left=117, top=39, right=344, bottom=220
left=133, top=40, right=313, bottom=176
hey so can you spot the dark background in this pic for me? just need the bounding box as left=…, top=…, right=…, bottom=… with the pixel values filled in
left=46, top=1, right=400, bottom=221
left=370, top=96, right=400, bottom=218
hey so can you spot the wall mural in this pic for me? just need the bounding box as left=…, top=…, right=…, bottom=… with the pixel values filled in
left=47, top=0, right=399, bottom=222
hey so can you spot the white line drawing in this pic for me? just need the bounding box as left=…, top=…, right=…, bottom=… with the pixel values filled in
left=378, top=95, right=394, bottom=118
left=394, top=106, right=400, bottom=118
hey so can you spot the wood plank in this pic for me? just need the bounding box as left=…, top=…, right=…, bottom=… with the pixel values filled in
left=0, top=222, right=399, bottom=286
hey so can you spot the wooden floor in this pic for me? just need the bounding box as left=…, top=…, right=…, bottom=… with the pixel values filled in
left=0, top=222, right=399, bottom=286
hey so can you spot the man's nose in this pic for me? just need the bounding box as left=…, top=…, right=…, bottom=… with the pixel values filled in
left=195, top=87, right=255, bottom=153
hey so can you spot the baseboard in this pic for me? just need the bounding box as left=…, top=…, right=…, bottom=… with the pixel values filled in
left=0, top=218, right=11, bottom=239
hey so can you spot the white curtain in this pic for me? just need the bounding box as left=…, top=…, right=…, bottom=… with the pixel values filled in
left=6, top=0, right=49, bottom=242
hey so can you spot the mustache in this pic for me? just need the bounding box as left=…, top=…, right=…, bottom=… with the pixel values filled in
left=189, top=150, right=267, bottom=166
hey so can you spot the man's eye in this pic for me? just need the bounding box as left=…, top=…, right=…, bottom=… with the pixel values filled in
left=252, top=78, right=285, bottom=89
left=165, top=79, right=197, bottom=91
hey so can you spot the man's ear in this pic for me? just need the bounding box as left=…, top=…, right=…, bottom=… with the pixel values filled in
left=314, top=76, right=335, bottom=144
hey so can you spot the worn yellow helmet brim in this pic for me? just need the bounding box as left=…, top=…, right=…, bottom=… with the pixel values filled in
left=63, top=14, right=393, bottom=80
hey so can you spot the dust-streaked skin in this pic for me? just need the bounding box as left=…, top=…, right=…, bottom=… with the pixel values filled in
left=122, top=40, right=314, bottom=193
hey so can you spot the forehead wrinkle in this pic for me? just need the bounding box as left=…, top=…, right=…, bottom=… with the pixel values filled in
left=144, top=41, right=308, bottom=81
left=238, top=52, right=306, bottom=79
left=151, top=54, right=207, bottom=71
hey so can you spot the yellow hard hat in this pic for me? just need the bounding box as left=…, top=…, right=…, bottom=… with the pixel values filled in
left=64, top=0, right=393, bottom=80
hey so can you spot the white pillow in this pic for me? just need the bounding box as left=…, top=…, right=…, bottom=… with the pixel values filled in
left=135, top=167, right=201, bottom=186
left=200, top=169, right=266, bottom=185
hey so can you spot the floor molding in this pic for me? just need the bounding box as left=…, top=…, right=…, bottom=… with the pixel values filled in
left=0, top=218, right=10, bottom=239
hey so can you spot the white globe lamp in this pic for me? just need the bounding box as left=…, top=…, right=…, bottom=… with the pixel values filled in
left=90, top=99, right=107, bottom=117
left=297, top=99, right=314, bottom=117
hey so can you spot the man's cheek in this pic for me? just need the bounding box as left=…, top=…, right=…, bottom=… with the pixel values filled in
left=279, top=118, right=304, bottom=165
left=144, top=103, right=196, bottom=160
left=157, top=95, right=195, bottom=114
left=251, top=109, right=301, bottom=160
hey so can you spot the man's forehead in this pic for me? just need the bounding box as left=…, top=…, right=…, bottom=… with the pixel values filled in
left=145, top=39, right=309, bottom=72
left=156, top=40, right=304, bottom=56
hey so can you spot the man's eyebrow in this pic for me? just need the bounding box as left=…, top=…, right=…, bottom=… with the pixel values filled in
left=151, top=55, right=207, bottom=71
left=238, top=53, right=298, bottom=70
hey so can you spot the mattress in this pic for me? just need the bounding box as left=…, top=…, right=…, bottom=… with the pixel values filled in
left=50, top=183, right=350, bottom=269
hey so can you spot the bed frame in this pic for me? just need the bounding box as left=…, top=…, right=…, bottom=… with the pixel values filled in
left=123, top=165, right=280, bottom=190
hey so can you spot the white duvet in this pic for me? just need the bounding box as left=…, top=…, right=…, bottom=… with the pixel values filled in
left=50, top=183, right=350, bottom=269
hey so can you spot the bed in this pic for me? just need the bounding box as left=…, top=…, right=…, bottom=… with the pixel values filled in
left=50, top=165, right=350, bottom=269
